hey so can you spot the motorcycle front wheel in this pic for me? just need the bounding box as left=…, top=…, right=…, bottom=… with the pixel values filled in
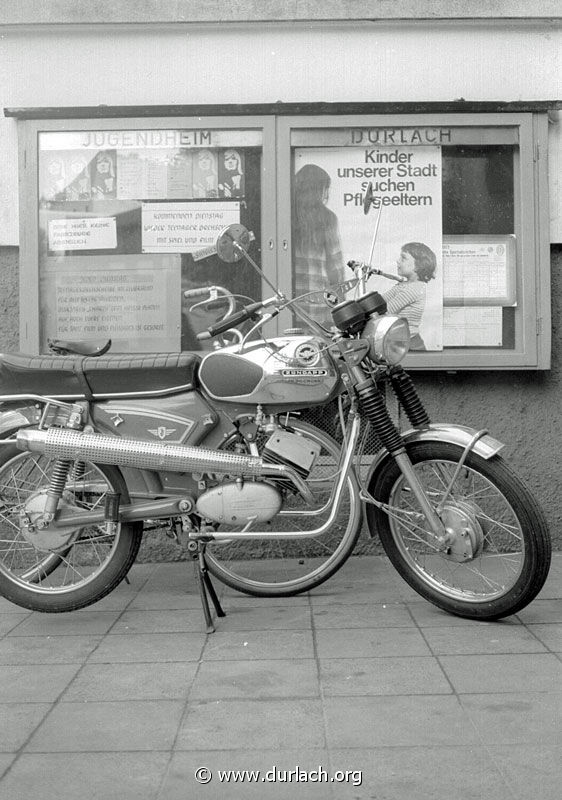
left=366, top=441, right=551, bottom=620
left=0, top=445, right=142, bottom=612
left=205, top=418, right=362, bottom=596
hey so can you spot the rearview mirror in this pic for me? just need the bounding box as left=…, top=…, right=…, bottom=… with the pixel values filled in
left=216, top=224, right=252, bottom=263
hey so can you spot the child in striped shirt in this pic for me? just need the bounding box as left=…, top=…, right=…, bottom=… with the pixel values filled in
left=383, top=242, right=437, bottom=351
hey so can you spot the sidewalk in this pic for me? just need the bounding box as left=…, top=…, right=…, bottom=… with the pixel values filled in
left=0, top=553, right=561, bottom=800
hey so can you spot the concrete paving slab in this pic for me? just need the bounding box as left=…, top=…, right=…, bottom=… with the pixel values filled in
left=110, top=608, right=209, bottom=634
left=62, top=661, right=199, bottom=702
left=421, top=623, right=548, bottom=655
left=26, top=699, right=185, bottom=752
left=439, top=652, right=562, bottom=693
left=0, top=614, right=30, bottom=636
left=329, top=746, right=514, bottom=800
left=525, top=622, right=562, bottom=651
left=319, top=655, right=451, bottom=696
left=211, top=604, right=312, bottom=631
left=0, top=664, right=81, bottom=703
left=314, top=625, right=431, bottom=658
left=0, top=704, right=51, bottom=752
left=175, top=698, right=326, bottom=751
left=407, top=600, right=521, bottom=626
left=0, top=635, right=102, bottom=665
left=459, top=693, right=562, bottom=745
left=87, top=631, right=206, bottom=663
left=8, top=610, right=122, bottom=636
left=190, top=658, right=320, bottom=700
left=128, top=587, right=212, bottom=610
left=160, top=750, right=335, bottom=800
left=0, top=755, right=15, bottom=781
left=202, top=629, right=314, bottom=661
left=0, top=752, right=170, bottom=800
left=488, top=744, right=562, bottom=800
left=516, top=598, right=562, bottom=623
left=324, top=695, right=479, bottom=748
left=312, top=601, right=413, bottom=628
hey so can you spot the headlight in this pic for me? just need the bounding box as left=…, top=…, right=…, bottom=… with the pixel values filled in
left=363, top=315, right=410, bottom=365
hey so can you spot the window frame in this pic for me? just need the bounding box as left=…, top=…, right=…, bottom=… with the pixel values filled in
left=15, top=109, right=550, bottom=369
left=18, top=115, right=278, bottom=354
left=277, top=112, right=550, bottom=370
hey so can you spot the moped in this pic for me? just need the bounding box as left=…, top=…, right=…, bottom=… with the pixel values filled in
left=0, top=210, right=551, bottom=630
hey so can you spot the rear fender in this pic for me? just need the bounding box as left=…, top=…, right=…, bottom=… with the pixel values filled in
left=0, top=406, right=38, bottom=439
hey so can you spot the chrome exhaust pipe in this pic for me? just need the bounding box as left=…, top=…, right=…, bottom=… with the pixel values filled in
left=16, top=428, right=315, bottom=504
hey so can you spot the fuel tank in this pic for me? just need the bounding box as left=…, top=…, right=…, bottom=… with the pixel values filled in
left=198, top=336, right=341, bottom=406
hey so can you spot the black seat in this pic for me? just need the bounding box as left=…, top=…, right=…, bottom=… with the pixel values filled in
left=0, top=352, right=201, bottom=399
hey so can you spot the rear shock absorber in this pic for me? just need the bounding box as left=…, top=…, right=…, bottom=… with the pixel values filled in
left=44, top=459, right=73, bottom=517
left=356, top=379, right=404, bottom=454
left=388, top=366, right=431, bottom=429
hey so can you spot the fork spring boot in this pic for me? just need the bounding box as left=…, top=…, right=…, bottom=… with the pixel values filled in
left=389, top=367, right=431, bottom=428
left=357, top=383, right=403, bottom=453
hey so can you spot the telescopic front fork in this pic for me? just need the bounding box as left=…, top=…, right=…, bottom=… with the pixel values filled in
left=352, top=368, right=448, bottom=546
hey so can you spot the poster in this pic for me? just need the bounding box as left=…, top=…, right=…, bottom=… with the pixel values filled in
left=141, top=201, right=240, bottom=253
left=294, top=146, right=443, bottom=351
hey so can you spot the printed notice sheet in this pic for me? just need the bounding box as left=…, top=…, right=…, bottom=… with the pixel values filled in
left=41, top=254, right=181, bottom=352
left=142, top=201, right=240, bottom=253
left=48, top=217, right=117, bottom=251
left=443, top=235, right=516, bottom=306
left=443, top=306, right=503, bottom=347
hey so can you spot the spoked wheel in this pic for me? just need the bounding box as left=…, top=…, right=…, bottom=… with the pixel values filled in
left=205, top=419, right=362, bottom=596
left=0, top=445, right=142, bottom=612
left=366, top=441, right=551, bottom=620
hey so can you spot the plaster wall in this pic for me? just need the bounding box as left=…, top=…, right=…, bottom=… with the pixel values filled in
left=0, top=20, right=561, bottom=243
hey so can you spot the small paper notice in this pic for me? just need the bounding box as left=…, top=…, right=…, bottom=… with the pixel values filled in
left=48, top=217, right=117, bottom=251
left=443, top=236, right=515, bottom=306
left=443, top=307, right=503, bottom=347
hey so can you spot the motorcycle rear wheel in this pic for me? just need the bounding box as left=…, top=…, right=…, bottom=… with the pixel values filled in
left=0, top=446, right=142, bottom=612
left=205, top=419, right=362, bottom=596
left=366, top=441, right=551, bottom=620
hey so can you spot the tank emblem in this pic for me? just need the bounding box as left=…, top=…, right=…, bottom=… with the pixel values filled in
left=294, top=342, right=321, bottom=367
left=148, top=426, right=177, bottom=440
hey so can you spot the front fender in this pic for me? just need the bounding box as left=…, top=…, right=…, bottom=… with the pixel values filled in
left=365, top=423, right=504, bottom=485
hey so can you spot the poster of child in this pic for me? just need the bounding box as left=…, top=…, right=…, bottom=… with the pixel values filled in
left=192, top=149, right=218, bottom=198
left=218, top=149, right=245, bottom=198
left=90, top=150, right=117, bottom=199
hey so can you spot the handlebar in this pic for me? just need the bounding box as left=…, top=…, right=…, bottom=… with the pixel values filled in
left=196, top=301, right=265, bottom=341
left=347, top=260, right=404, bottom=283
left=183, top=285, right=236, bottom=318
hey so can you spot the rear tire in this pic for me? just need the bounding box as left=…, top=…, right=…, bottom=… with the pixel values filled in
left=0, top=445, right=142, bottom=612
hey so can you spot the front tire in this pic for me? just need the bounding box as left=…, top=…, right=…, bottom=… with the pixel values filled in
left=0, top=446, right=142, bottom=612
left=366, top=441, right=551, bottom=620
left=205, top=418, right=362, bottom=596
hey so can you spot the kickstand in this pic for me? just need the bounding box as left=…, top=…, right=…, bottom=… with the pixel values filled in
left=189, top=541, right=226, bottom=633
